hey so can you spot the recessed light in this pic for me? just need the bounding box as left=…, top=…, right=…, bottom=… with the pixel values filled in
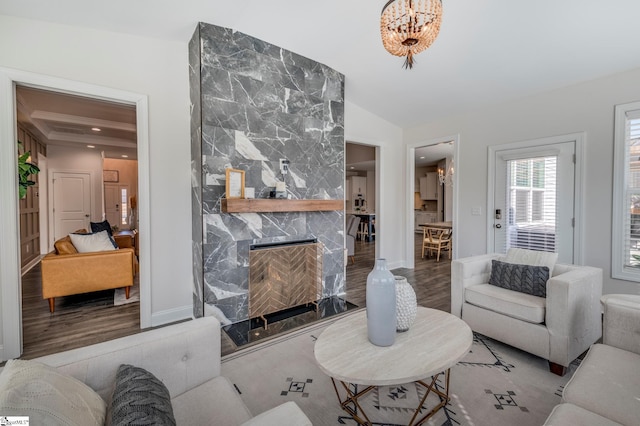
left=121, top=155, right=128, bottom=158
left=350, top=166, right=355, bottom=169
left=420, top=156, right=425, bottom=159
left=87, top=145, right=95, bottom=148
left=91, top=127, right=101, bottom=132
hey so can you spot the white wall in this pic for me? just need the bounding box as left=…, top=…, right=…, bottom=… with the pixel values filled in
left=0, top=14, right=192, bottom=334
left=47, top=145, right=104, bottom=223
left=405, top=67, right=640, bottom=296
left=345, top=100, right=405, bottom=268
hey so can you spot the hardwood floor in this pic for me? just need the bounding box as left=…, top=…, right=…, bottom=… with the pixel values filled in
left=19, top=263, right=140, bottom=360
left=17, top=232, right=450, bottom=360
left=346, top=232, right=451, bottom=312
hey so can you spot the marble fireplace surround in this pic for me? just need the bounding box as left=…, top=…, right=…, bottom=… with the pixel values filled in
left=190, top=22, right=346, bottom=325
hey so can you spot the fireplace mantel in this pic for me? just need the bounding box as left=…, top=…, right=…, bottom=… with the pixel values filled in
left=222, top=199, right=343, bottom=213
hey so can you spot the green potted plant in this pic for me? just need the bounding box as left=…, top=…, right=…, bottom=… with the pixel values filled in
left=18, top=142, right=40, bottom=199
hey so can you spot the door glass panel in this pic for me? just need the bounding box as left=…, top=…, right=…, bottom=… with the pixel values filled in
left=506, top=156, right=557, bottom=253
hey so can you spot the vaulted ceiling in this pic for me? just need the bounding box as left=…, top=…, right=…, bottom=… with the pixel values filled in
left=4, top=0, right=640, bottom=140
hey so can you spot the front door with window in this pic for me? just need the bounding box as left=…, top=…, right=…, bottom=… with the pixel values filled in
left=492, top=141, right=576, bottom=263
left=104, top=183, right=129, bottom=229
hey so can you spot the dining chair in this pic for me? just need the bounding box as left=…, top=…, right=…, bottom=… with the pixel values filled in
left=422, top=227, right=452, bottom=262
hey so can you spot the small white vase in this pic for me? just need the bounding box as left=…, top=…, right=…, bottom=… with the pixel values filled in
left=394, top=276, right=417, bottom=332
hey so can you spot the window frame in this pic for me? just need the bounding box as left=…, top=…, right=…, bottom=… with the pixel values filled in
left=612, top=101, right=640, bottom=281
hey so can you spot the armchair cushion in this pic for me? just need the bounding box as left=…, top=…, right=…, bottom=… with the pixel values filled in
left=465, top=283, right=546, bottom=324
left=488, top=259, right=549, bottom=297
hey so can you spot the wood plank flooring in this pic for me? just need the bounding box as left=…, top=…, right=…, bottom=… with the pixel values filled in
left=19, top=263, right=140, bottom=360
left=346, top=233, right=451, bottom=312
left=17, top=233, right=450, bottom=360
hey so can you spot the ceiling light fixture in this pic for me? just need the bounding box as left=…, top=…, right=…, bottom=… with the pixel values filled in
left=380, top=0, right=443, bottom=69
left=121, top=155, right=128, bottom=158
left=91, top=127, right=101, bottom=132
left=438, top=158, right=454, bottom=187
left=87, top=145, right=95, bottom=148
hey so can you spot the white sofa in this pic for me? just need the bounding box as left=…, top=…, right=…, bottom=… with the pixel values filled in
left=544, top=294, right=640, bottom=425
left=451, top=252, right=603, bottom=375
left=1, top=316, right=311, bottom=426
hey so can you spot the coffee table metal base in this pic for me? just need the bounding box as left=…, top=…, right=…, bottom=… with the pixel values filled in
left=330, top=369, right=451, bottom=426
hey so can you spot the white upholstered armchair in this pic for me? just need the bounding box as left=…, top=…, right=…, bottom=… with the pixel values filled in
left=451, top=251, right=603, bottom=375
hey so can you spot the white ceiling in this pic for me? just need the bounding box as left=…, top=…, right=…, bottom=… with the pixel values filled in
left=16, top=86, right=138, bottom=159
left=4, top=0, right=640, bottom=130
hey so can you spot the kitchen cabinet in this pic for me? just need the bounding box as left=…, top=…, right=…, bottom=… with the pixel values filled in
left=420, top=173, right=439, bottom=200
left=347, top=176, right=367, bottom=211
left=415, top=211, right=437, bottom=233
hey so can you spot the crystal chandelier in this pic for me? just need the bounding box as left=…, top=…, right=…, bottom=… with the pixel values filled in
left=380, top=0, right=443, bottom=69
left=438, top=159, right=454, bottom=187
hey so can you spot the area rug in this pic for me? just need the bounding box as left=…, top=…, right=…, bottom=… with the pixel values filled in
left=222, top=317, right=578, bottom=426
left=113, top=285, right=139, bottom=305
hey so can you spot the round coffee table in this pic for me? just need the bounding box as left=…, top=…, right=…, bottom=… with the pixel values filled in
left=314, top=306, right=472, bottom=425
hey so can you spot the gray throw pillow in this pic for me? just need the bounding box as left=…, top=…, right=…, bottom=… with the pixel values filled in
left=108, top=364, right=176, bottom=426
left=488, top=259, right=550, bottom=297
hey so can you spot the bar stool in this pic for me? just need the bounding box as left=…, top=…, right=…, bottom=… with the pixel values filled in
left=357, top=220, right=369, bottom=241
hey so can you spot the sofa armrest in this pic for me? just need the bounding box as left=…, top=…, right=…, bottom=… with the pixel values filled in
left=602, top=294, right=640, bottom=355
left=241, top=401, right=312, bottom=426
left=546, top=266, right=603, bottom=365
left=451, top=253, right=503, bottom=317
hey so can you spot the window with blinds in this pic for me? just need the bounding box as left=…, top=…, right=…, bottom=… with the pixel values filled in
left=623, top=113, right=640, bottom=268
left=505, top=156, right=557, bottom=253
left=612, top=101, right=640, bottom=281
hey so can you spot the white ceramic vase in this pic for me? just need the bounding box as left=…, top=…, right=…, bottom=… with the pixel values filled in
left=394, top=276, right=417, bottom=332
left=366, top=258, right=396, bottom=346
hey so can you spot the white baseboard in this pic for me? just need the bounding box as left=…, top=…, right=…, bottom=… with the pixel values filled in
left=150, top=305, right=193, bottom=328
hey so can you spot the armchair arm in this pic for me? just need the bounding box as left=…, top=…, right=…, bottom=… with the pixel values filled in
left=451, top=253, right=502, bottom=317
left=602, top=294, right=640, bottom=355
left=546, top=265, right=603, bottom=366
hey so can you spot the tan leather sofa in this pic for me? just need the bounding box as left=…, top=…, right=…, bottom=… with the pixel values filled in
left=41, top=233, right=136, bottom=313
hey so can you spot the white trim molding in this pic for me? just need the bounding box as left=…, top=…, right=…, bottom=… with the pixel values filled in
left=0, top=67, right=152, bottom=361
left=487, top=132, right=585, bottom=265
left=405, top=135, right=460, bottom=270
left=612, top=101, right=640, bottom=282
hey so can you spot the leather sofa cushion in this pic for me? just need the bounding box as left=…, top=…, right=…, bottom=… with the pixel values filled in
left=465, top=284, right=546, bottom=324
left=54, top=236, right=78, bottom=255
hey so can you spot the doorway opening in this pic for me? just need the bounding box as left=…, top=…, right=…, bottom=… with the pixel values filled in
left=406, top=136, right=458, bottom=269
left=344, top=141, right=379, bottom=307
left=0, top=68, right=150, bottom=360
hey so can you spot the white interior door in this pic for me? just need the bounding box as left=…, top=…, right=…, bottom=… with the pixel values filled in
left=52, top=172, right=91, bottom=240
left=492, top=141, right=575, bottom=263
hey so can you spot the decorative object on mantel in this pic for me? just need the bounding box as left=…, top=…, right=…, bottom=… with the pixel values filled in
left=17, top=141, right=40, bottom=199
left=366, top=258, right=396, bottom=346
left=225, top=168, right=245, bottom=199
left=438, top=158, right=454, bottom=187
left=380, top=0, right=443, bottom=69
left=394, top=275, right=417, bottom=332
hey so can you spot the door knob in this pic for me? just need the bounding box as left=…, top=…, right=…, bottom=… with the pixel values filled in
left=495, top=224, right=502, bottom=229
